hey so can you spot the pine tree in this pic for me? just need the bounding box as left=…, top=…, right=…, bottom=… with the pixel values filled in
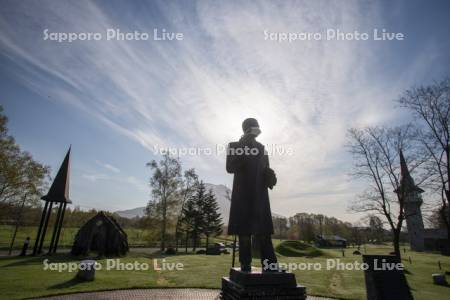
left=180, top=181, right=207, bottom=252
left=180, top=196, right=197, bottom=253
left=201, top=188, right=223, bottom=249
left=175, top=169, right=198, bottom=252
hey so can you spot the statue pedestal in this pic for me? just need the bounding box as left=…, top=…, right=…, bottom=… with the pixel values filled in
left=221, top=268, right=306, bottom=299
left=362, top=255, right=413, bottom=300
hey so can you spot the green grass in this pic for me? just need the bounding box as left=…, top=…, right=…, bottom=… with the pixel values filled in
left=1, top=225, right=231, bottom=250
left=0, top=226, right=149, bottom=250
left=276, top=240, right=325, bottom=257
left=0, top=243, right=449, bottom=299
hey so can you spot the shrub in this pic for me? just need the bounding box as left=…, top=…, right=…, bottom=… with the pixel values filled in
left=165, top=247, right=176, bottom=255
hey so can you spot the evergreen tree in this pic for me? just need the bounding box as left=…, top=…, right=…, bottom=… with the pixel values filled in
left=180, top=196, right=197, bottom=252
left=180, top=181, right=207, bottom=251
left=202, top=188, right=223, bottom=249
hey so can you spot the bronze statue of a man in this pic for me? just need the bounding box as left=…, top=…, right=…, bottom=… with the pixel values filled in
left=226, top=118, right=278, bottom=272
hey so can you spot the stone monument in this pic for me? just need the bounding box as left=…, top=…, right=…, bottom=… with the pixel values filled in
left=363, top=255, right=413, bottom=300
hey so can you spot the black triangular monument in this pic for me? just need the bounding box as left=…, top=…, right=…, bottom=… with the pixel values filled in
left=41, top=146, right=72, bottom=203
left=32, top=146, right=72, bottom=255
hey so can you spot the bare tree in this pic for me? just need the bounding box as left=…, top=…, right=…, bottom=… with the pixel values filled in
left=146, top=153, right=183, bottom=252
left=272, top=216, right=288, bottom=240
left=358, top=214, right=386, bottom=244
left=398, top=79, right=450, bottom=248
left=347, top=125, right=421, bottom=258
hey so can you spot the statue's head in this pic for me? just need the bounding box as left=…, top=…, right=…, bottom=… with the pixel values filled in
left=242, top=118, right=261, bottom=137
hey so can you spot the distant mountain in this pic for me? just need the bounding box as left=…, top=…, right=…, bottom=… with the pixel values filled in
left=204, top=183, right=231, bottom=223
left=115, top=183, right=285, bottom=221
left=272, top=212, right=285, bottom=219
left=115, top=206, right=146, bottom=218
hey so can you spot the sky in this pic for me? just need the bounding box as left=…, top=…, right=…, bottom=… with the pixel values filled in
left=1, top=0, right=450, bottom=222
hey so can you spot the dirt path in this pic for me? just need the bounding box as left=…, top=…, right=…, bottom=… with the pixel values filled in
left=35, top=288, right=336, bottom=299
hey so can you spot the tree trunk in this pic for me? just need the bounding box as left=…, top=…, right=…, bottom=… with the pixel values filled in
left=447, top=223, right=450, bottom=252
left=8, top=195, right=26, bottom=255
left=175, top=227, right=179, bottom=253
left=192, top=231, right=197, bottom=252
left=393, top=229, right=401, bottom=260
left=446, top=144, right=450, bottom=250
left=206, top=235, right=209, bottom=250
left=440, top=199, right=450, bottom=251
left=175, top=184, right=192, bottom=253
left=185, top=232, right=188, bottom=253
left=161, top=196, right=167, bottom=252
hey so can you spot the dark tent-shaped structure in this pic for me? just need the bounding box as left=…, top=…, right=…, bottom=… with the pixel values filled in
left=71, top=212, right=129, bottom=256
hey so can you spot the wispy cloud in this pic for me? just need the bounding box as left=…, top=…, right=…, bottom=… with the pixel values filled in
left=82, top=172, right=146, bottom=192
left=125, top=176, right=147, bottom=192
left=82, top=173, right=109, bottom=182
left=96, top=160, right=120, bottom=173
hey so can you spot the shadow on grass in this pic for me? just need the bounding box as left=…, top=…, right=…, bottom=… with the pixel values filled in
left=146, top=250, right=206, bottom=258
left=1, top=254, right=73, bottom=268
left=435, top=282, right=450, bottom=288
left=48, top=277, right=85, bottom=290
left=1, top=251, right=228, bottom=269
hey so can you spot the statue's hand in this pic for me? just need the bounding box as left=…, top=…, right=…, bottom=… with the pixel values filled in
left=265, top=167, right=277, bottom=189
left=239, top=133, right=255, bottom=146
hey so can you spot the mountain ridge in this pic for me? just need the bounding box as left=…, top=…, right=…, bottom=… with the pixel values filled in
left=115, top=183, right=285, bottom=220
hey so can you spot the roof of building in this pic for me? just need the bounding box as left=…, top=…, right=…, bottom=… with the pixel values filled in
left=394, top=150, right=424, bottom=195
left=316, top=234, right=347, bottom=242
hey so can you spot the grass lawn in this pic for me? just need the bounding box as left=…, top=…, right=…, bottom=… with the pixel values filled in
left=1, top=226, right=233, bottom=250
left=0, top=243, right=449, bottom=299
left=0, top=226, right=149, bottom=250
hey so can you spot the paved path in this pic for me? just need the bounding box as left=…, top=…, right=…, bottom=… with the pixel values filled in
left=36, top=288, right=334, bottom=299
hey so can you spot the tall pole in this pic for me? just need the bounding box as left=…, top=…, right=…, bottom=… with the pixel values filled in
left=52, top=202, right=66, bottom=254
left=232, top=235, right=237, bottom=268
left=48, top=203, right=63, bottom=254
left=37, top=202, right=53, bottom=254
left=33, top=201, right=49, bottom=255
left=8, top=194, right=27, bottom=255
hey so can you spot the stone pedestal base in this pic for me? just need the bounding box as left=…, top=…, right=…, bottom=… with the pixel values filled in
left=432, top=273, right=447, bottom=285
left=363, top=255, right=412, bottom=300
left=76, top=260, right=96, bottom=281
left=221, top=268, right=306, bottom=299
